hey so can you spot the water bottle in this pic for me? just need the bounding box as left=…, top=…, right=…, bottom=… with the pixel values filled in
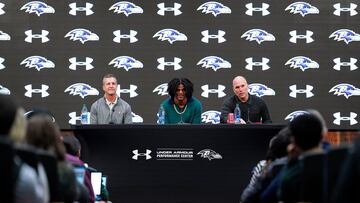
left=158, top=105, right=165, bottom=124
left=80, top=104, right=89, bottom=124
left=234, top=103, right=241, bottom=124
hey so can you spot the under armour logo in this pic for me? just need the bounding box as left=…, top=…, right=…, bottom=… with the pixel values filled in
left=201, top=85, right=226, bottom=98
left=157, top=57, right=182, bottom=70
left=24, top=84, right=49, bottom=98
left=117, top=84, right=138, bottom=98
left=245, top=3, right=270, bottom=16
left=157, top=2, right=182, bottom=16
left=0, top=3, right=5, bottom=15
left=289, top=30, right=314, bottom=43
left=201, top=30, right=226, bottom=43
left=289, top=85, right=314, bottom=98
left=132, top=149, right=152, bottom=160
left=69, top=2, right=94, bottom=16
left=113, top=30, right=138, bottom=43
left=0, top=57, right=5, bottom=70
left=245, top=57, right=270, bottom=71
left=25, top=30, right=49, bottom=43
left=333, top=57, right=358, bottom=71
left=333, top=112, right=358, bottom=125
left=68, top=112, right=81, bottom=125
left=69, top=57, right=94, bottom=70
left=333, top=3, right=358, bottom=16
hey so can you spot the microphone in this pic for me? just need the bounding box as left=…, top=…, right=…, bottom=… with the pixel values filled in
left=246, top=104, right=252, bottom=124
left=109, top=108, right=115, bottom=124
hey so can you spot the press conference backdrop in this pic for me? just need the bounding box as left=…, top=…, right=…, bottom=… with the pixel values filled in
left=0, top=1, right=359, bottom=129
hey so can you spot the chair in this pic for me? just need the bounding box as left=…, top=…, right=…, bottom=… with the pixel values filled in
left=37, top=151, right=60, bottom=202
left=0, top=137, right=15, bottom=203
left=300, top=151, right=325, bottom=203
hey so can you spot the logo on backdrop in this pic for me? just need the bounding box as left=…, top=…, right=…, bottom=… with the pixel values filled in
left=245, top=3, right=270, bottom=16
left=132, top=149, right=152, bottom=160
left=0, top=57, right=5, bottom=70
left=329, top=29, right=360, bottom=44
left=197, top=56, right=231, bottom=71
left=109, top=1, right=143, bottom=16
left=0, top=31, right=10, bottom=40
left=241, top=29, right=275, bottom=44
left=153, top=29, right=187, bottom=44
left=289, top=30, right=314, bottom=43
left=285, top=2, right=319, bottom=17
left=197, top=149, right=222, bottom=161
left=201, top=111, right=221, bottom=124
left=24, top=84, right=49, bottom=98
left=289, top=85, right=314, bottom=98
left=0, top=3, right=4, bottom=15
left=20, top=56, right=55, bottom=71
left=201, top=85, right=226, bottom=98
left=69, top=57, right=94, bottom=70
left=333, top=112, right=358, bottom=125
left=245, top=57, right=270, bottom=71
left=153, top=83, right=168, bottom=96
left=132, top=112, right=143, bottom=123
left=333, top=57, right=358, bottom=71
left=157, top=57, right=182, bottom=70
left=285, top=56, right=319, bottom=71
left=116, top=84, right=138, bottom=98
left=329, top=83, right=360, bottom=99
left=197, top=2, right=231, bottom=17
left=113, top=30, right=138, bottom=43
left=157, top=2, right=182, bottom=16
left=248, top=83, right=275, bottom=97
left=68, top=112, right=81, bottom=125
left=20, top=1, right=55, bottom=16
left=64, top=83, right=99, bottom=98
left=0, top=85, right=10, bottom=95
left=285, top=110, right=309, bottom=122
left=109, top=56, right=143, bottom=71
left=25, top=30, right=49, bottom=43
left=333, top=3, right=358, bottom=16
left=201, top=30, right=226, bottom=43
left=65, top=29, right=99, bottom=44
left=69, top=2, right=94, bottom=16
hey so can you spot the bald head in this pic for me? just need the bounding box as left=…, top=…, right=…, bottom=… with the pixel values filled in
left=232, top=76, right=249, bottom=102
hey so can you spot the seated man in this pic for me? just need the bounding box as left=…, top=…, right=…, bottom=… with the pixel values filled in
left=220, top=76, right=271, bottom=124
left=160, top=78, right=202, bottom=124
left=90, top=74, right=133, bottom=124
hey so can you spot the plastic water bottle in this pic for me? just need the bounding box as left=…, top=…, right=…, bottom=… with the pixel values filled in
left=234, top=103, right=241, bottom=124
left=80, top=104, right=89, bottom=124
left=158, top=105, right=165, bottom=124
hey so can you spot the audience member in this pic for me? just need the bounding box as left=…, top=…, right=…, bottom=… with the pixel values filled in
left=160, top=77, right=202, bottom=124
left=0, top=95, right=49, bottom=203
left=91, top=74, right=133, bottom=124
left=220, top=76, right=271, bottom=124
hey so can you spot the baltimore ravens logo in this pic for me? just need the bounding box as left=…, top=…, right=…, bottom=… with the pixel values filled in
left=65, top=83, right=99, bottom=98
left=20, top=56, right=55, bottom=71
left=131, top=112, right=143, bottom=123
left=241, top=29, right=275, bottom=44
left=153, top=83, right=168, bottom=96
left=65, top=29, right=99, bottom=44
left=153, top=29, right=187, bottom=44
left=197, top=149, right=222, bottom=161
left=248, top=83, right=275, bottom=97
left=285, top=2, right=319, bottom=17
left=329, top=83, right=360, bottom=99
left=109, top=56, right=143, bottom=71
left=20, top=1, right=55, bottom=16
left=197, top=1, right=231, bottom=17
left=285, top=110, right=309, bottom=122
left=197, top=56, right=231, bottom=71
left=201, top=111, right=221, bottom=124
left=329, top=29, right=360, bottom=44
left=0, top=85, right=10, bottom=95
left=109, top=1, right=143, bottom=16
left=0, top=31, right=10, bottom=40
left=285, top=56, right=319, bottom=71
